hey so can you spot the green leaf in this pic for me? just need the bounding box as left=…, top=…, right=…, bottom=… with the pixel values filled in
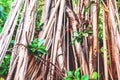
left=0, top=27, right=3, bottom=33
left=0, top=5, right=7, bottom=21
left=83, top=33, right=88, bottom=37
left=75, top=78, right=80, bottom=80
left=39, top=22, right=44, bottom=27
left=30, top=48, right=36, bottom=52
left=5, top=54, right=11, bottom=59
left=0, top=68, right=7, bottom=75
left=0, top=5, right=4, bottom=11
left=76, top=68, right=80, bottom=71
left=10, top=40, right=15, bottom=44
left=92, top=72, right=98, bottom=79
left=86, top=29, right=93, bottom=34
left=39, top=49, right=47, bottom=54
left=38, top=39, right=45, bottom=46
left=74, top=30, right=79, bottom=36
left=73, top=0, right=78, bottom=5
left=84, top=1, right=95, bottom=13
left=78, top=31, right=84, bottom=35
left=64, top=76, right=73, bottom=80
left=72, top=37, right=76, bottom=45
left=36, top=22, right=44, bottom=27
left=37, top=45, right=47, bottom=54
left=67, top=71, right=73, bottom=77
left=74, top=71, right=80, bottom=78
left=0, top=77, right=5, bottom=80
left=81, top=74, right=89, bottom=80
left=36, top=22, right=43, bottom=31
left=32, top=43, right=38, bottom=48
left=34, top=38, right=39, bottom=43
left=100, top=47, right=104, bottom=53
left=40, top=45, right=46, bottom=49
left=74, top=68, right=80, bottom=78
left=76, top=37, right=83, bottom=43
left=28, top=38, right=47, bottom=55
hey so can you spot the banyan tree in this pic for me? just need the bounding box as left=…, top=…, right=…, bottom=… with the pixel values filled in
left=0, top=0, right=120, bottom=80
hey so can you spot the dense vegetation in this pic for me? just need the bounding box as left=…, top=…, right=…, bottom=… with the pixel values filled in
left=0, top=0, right=13, bottom=78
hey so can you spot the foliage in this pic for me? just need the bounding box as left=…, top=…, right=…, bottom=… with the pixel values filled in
left=92, top=72, right=99, bottom=79
left=0, top=0, right=45, bottom=77
left=0, top=5, right=7, bottom=22
left=0, top=0, right=13, bottom=33
left=72, top=29, right=93, bottom=45
left=0, top=0, right=13, bottom=12
left=0, top=77, right=4, bottom=80
left=28, top=0, right=45, bottom=57
left=98, top=2, right=103, bottom=43
left=64, top=68, right=98, bottom=80
left=0, top=5, right=6, bottom=32
left=100, top=47, right=110, bottom=66
left=35, top=0, right=44, bottom=32
left=0, top=0, right=13, bottom=77
left=81, top=74, right=89, bottom=80
left=64, top=68, right=81, bottom=80
left=0, top=0, right=13, bottom=25
left=84, top=1, right=95, bottom=14
left=36, top=21, right=43, bottom=31
left=37, top=0, right=43, bottom=20
left=0, top=54, right=11, bottom=76
left=0, top=26, right=2, bottom=33
left=73, top=0, right=78, bottom=5
left=0, top=0, right=45, bottom=78
left=28, top=38, right=47, bottom=57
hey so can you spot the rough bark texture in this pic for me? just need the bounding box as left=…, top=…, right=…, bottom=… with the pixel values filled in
left=0, top=0, right=120, bottom=80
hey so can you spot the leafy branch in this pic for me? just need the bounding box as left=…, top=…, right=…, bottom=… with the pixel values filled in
left=28, top=38, right=47, bottom=57
left=72, top=29, right=93, bottom=45
left=64, top=68, right=98, bottom=80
